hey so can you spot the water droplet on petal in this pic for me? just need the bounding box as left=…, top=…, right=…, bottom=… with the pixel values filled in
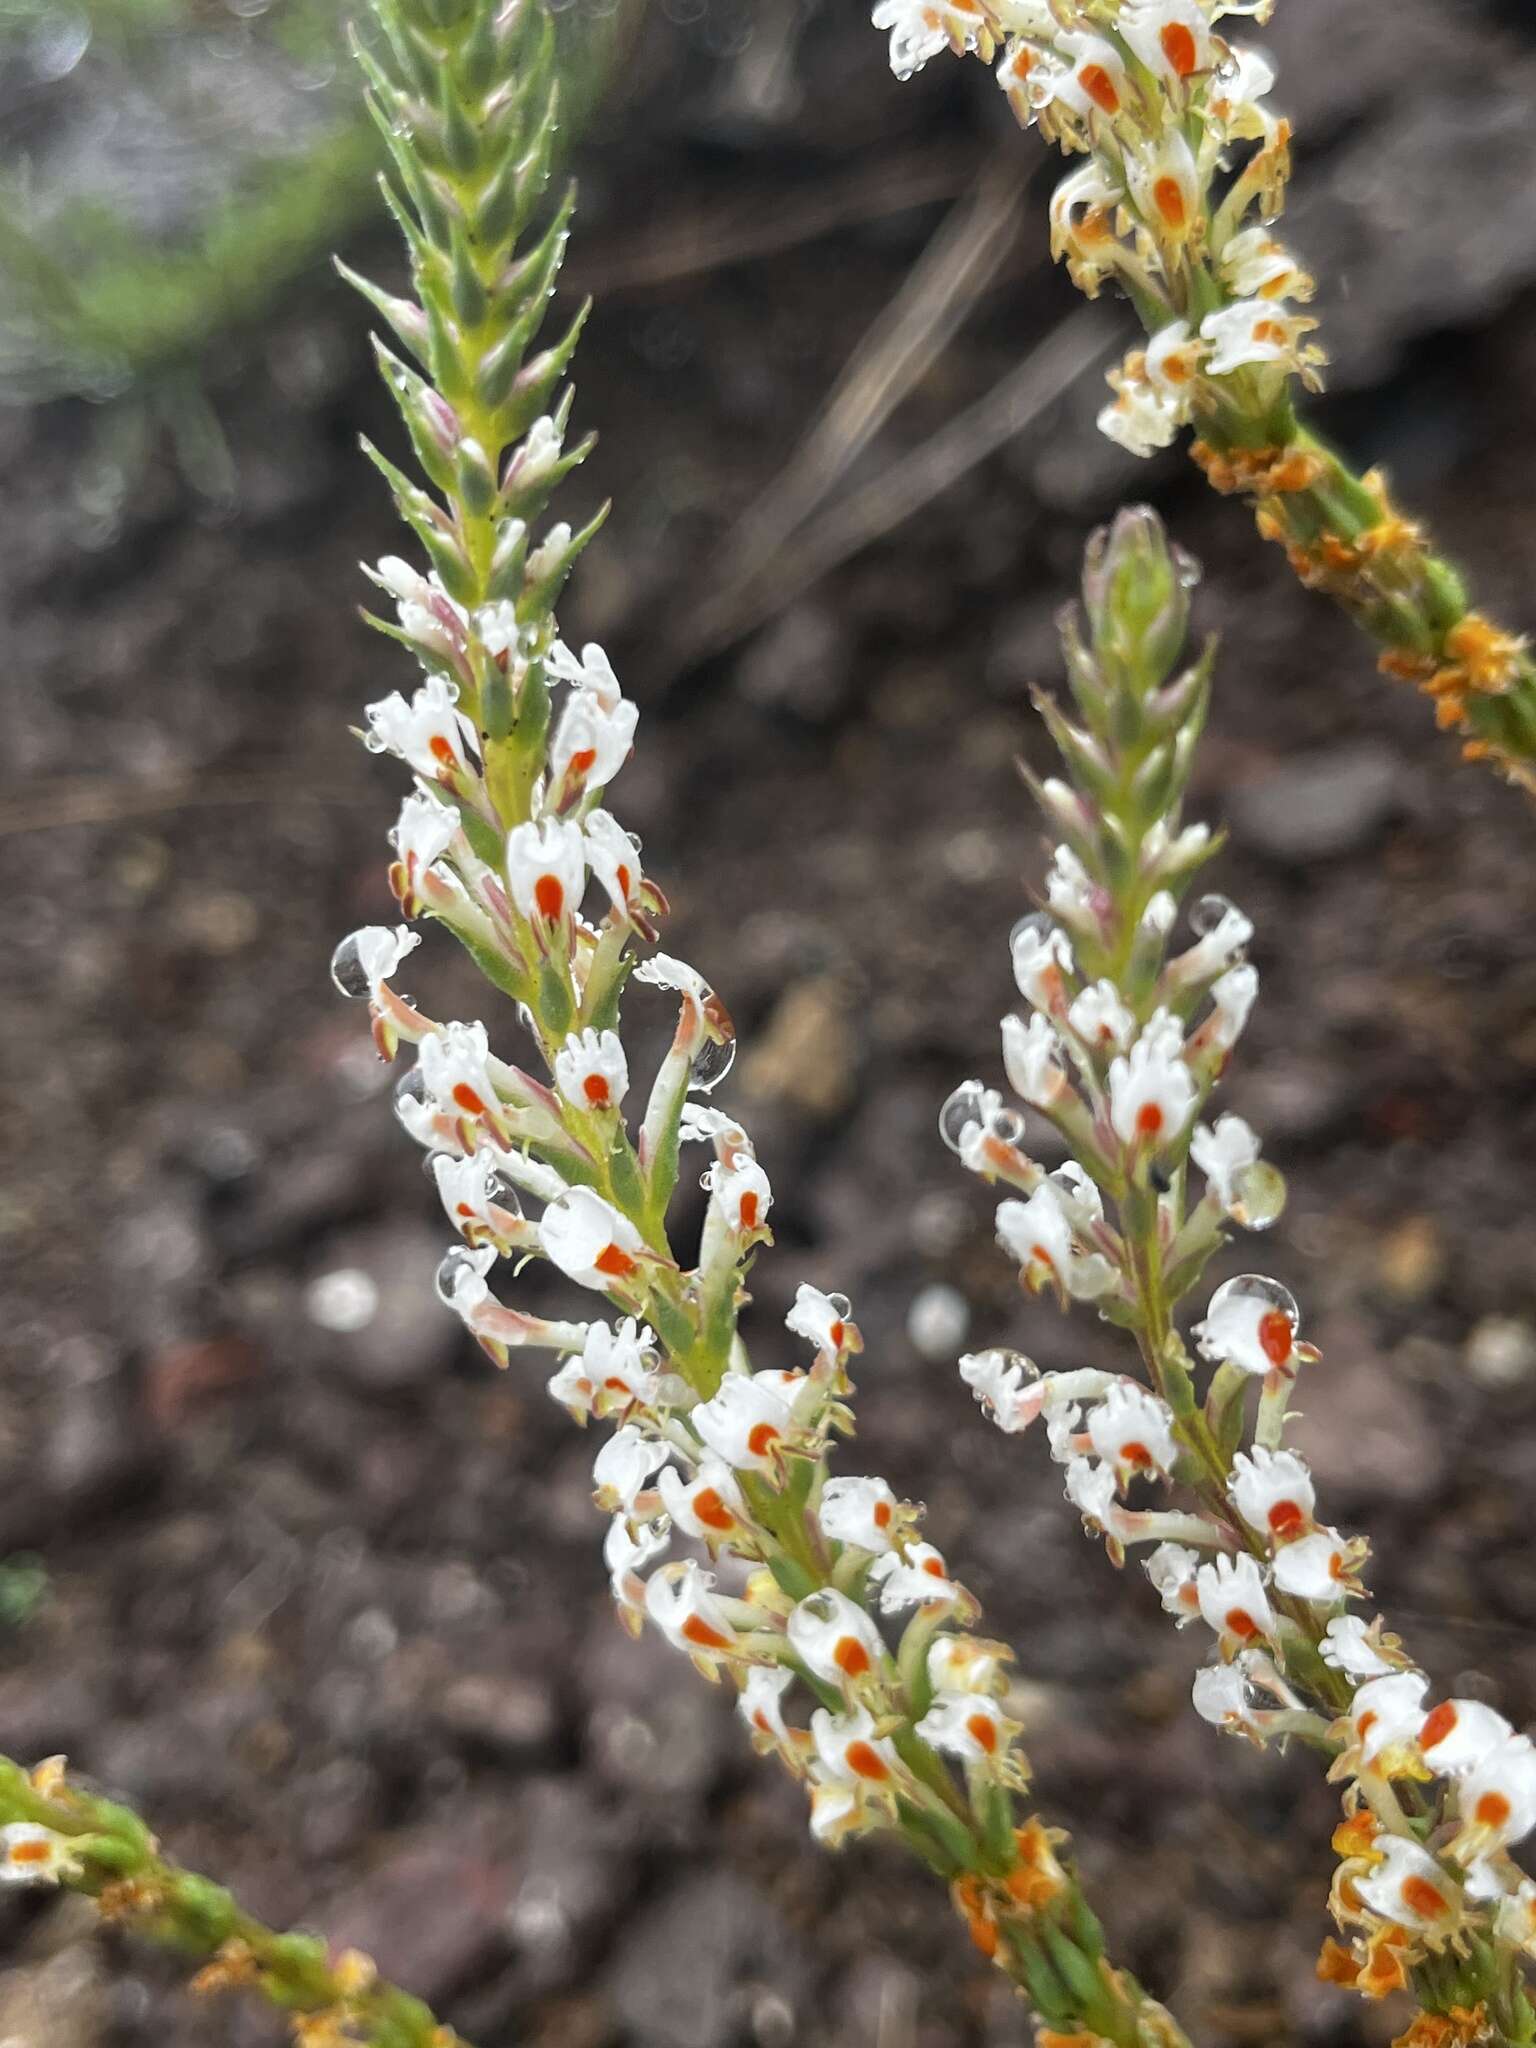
left=988, top=1106, right=1026, bottom=1148
left=435, top=1246, right=479, bottom=1308
left=939, top=1081, right=989, bottom=1155
left=1232, top=1160, right=1286, bottom=1231
left=689, top=1035, right=737, bottom=1094
left=827, top=1293, right=852, bottom=1320
left=1173, top=544, right=1203, bottom=590
left=1190, top=893, right=1240, bottom=937
left=1207, top=1272, right=1299, bottom=1348
left=330, top=932, right=373, bottom=999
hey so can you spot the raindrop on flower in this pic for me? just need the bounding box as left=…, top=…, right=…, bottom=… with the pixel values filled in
left=988, top=1106, right=1025, bottom=1148
left=939, top=1081, right=989, bottom=1155
left=1190, top=893, right=1240, bottom=937
left=826, top=1292, right=853, bottom=1320
left=1172, top=544, right=1203, bottom=591
left=1207, top=1272, right=1299, bottom=1351
left=1233, top=1160, right=1286, bottom=1231
left=435, top=1246, right=483, bottom=1308
left=393, top=1066, right=428, bottom=1134
left=330, top=932, right=373, bottom=999
left=689, top=1035, right=737, bottom=1094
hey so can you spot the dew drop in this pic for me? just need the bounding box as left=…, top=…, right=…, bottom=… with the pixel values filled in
left=330, top=932, right=373, bottom=1000
left=988, top=1106, right=1026, bottom=1148
left=826, top=1292, right=852, bottom=1320
left=1207, top=1272, right=1299, bottom=1346
left=939, top=1081, right=989, bottom=1155
left=435, top=1246, right=480, bottom=1308
left=393, top=1066, right=428, bottom=1135
left=689, top=1035, right=737, bottom=1094
left=1190, top=893, right=1240, bottom=937
left=1232, top=1160, right=1286, bottom=1231
left=1173, top=544, right=1203, bottom=590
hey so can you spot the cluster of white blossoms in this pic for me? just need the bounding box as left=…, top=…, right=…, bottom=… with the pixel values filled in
left=870, top=0, right=1324, bottom=457
left=940, top=507, right=1536, bottom=2017
left=340, top=586, right=1099, bottom=1949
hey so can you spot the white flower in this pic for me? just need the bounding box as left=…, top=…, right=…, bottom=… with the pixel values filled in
left=811, top=1703, right=901, bottom=1785
left=1191, top=1660, right=1253, bottom=1731
left=363, top=673, right=478, bottom=783
left=1142, top=322, right=1207, bottom=404
left=1118, top=0, right=1213, bottom=83
left=1141, top=890, right=1177, bottom=937
left=581, top=1318, right=659, bottom=1410
left=1419, top=1699, right=1516, bottom=1777
left=1146, top=1541, right=1202, bottom=1622
left=807, top=1779, right=863, bottom=1846
left=1218, top=228, right=1312, bottom=304
left=435, top=1241, right=499, bottom=1321
left=550, top=683, right=638, bottom=800
left=958, top=1349, right=1044, bottom=1434
left=707, top=1153, right=773, bottom=1236
left=1064, top=1456, right=1119, bottom=1533
left=554, top=1028, right=629, bottom=1113
left=546, top=639, right=623, bottom=709
left=645, top=1560, right=739, bottom=1663
left=1320, top=1615, right=1397, bottom=1680
left=1271, top=1528, right=1353, bottom=1601
left=418, top=1019, right=500, bottom=1125
left=1456, top=1738, right=1536, bottom=1853
left=583, top=808, right=646, bottom=924
left=1108, top=1009, right=1194, bottom=1149
left=337, top=924, right=420, bottom=1006
left=1354, top=1837, right=1459, bottom=1932
left=1010, top=920, right=1074, bottom=1011
left=433, top=1146, right=519, bottom=1244
left=657, top=1456, right=746, bottom=1541
left=1051, top=30, right=1130, bottom=118
left=788, top=1588, right=887, bottom=1687
left=995, top=1182, right=1091, bottom=1294
left=868, top=1542, right=965, bottom=1615
left=1125, top=131, right=1203, bottom=242
left=871, top=0, right=982, bottom=79
left=1200, top=299, right=1318, bottom=379
left=1170, top=902, right=1252, bottom=985
left=818, top=1476, right=900, bottom=1554
left=739, top=1664, right=797, bottom=1743
left=507, top=816, right=587, bottom=929
left=691, top=1372, right=794, bottom=1473
left=1206, top=964, right=1258, bottom=1050
left=389, top=793, right=459, bottom=912
left=1045, top=844, right=1097, bottom=926
left=1193, top=1276, right=1298, bottom=1377
left=1098, top=374, right=1183, bottom=458
left=928, top=1634, right=1007, bottom=1696
left=592, top=1424, right=667, bottom=1517
left=1001, top=1012, right=1069, bottom=1107
left=1195, top=1554, right=1276, bottom=1646
left=785, top=1284, right=858, bottom=1358
left=917, top=1691, right=1010, bottom=1765
left=1086, top=1381, right=1179, bottom=1486
left=539, top=1186, right=646, bottom=1289
left=604, top=1512, right=668, bottom=1624
left=1191, top=1115, right=1260, bottom=1218
left=546, top=1351, right=598, bottom=1421
left=0, top=1823, right=79, bottom=1886
left=1066, top=980, right=1136, bottom=1054
left=1047, top=159, right=1122, bottom=266
left=1348, top=1672, right=1429, bottom=1767
left=1229, top=1447, right=1315, bottom=1542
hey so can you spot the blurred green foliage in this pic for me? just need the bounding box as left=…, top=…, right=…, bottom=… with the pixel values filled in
left=0, top=1553, right=48, bottom=1632
left=0, top=0, right=621, bottom=493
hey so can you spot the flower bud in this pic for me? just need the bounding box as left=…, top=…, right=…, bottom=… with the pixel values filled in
left=1081, top=505, right=1195, bottom=696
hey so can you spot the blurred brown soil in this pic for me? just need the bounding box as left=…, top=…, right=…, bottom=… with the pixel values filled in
left=4, top=4, right=1536, bottom=2046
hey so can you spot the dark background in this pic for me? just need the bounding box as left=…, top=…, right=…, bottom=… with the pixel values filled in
left=4, top=1, right=1536, bottom=2043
